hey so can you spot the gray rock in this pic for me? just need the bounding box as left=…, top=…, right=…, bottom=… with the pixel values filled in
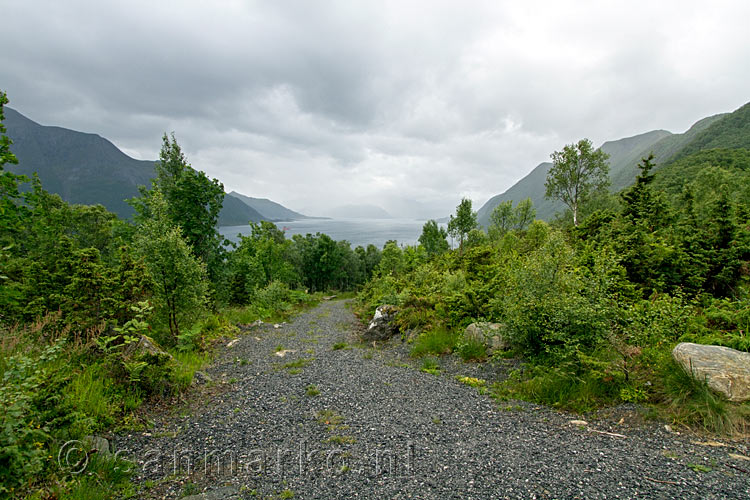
left=192, top=370, right=213, bottom=385
left=672, top=342, right=750, bottom=402
left=124, top=335, right=173, bottom=360
left=362, top=305, right=399, bottom=341
left=464, top=322, right=510, bottom=353
left=84, top=435, right=111, bottom=458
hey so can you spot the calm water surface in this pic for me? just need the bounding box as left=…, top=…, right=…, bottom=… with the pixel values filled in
left=220, top=218, right=441, bottom=248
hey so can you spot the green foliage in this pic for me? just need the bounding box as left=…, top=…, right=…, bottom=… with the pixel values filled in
left=131, top=133, right=225, bottom=281
left=656, top=356, right=748, bottom=435
left=545, top=138, right=610, bottom=226
left=488, top=200, right=515, bottom=238
left=488, top=198, right=537, bottom=240
left=493, top=361, right=624, bottom=414
left=0, top=342, right=63, bottom=494
left=134, top=189, right=207, bottom=342
left=419, top=357, right=441, bottom=375
left=418, top=219, right=449, bottom=258
left=410, top=327, right=459, bottom=357
left=456, top=335, right=487, bottom=362
left=378, top=240, right=404, bottom=276
left=447, top=198, right=478, bottom=253
left=681, top=296, right=750, bottom=352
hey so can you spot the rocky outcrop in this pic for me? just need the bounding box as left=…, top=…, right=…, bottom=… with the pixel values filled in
left=464, top=322, right=510, bottom=353
left=672, top=342, right=750, bottom=402
left=124, top=335, right=173, bottom=361
left=362, top=305, right=399, bottom=341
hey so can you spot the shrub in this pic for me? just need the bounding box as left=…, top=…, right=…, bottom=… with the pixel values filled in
left=0, top=342, right=63, bottom=494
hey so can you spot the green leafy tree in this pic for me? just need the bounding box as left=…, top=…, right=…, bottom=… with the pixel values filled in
left=418, top=219, right=449, bottom=257
left=447, top=198, right=478, bottom=254
left=132, top=133, right=225, bottom=281
left=545, top=138, right=610, bottom=226
left=514, top=198, right=536, bottom=230
left=0, top=90, right=27, bottom=242
left=378, top=240, right=404, bottom=276
left=134, top=189, right=207, bottom=341
left=489, top=200, right=515, bottom=239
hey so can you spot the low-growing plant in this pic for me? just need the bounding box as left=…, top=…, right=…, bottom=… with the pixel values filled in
left=420, top=357, right=441, bottom=375
left=410, top=327, right=458, bottom=357
left=492, top=362, right=624, bottom=414
left=456, top=376, right=486, bottom=388
left=456, top=336, right=487, bottom=361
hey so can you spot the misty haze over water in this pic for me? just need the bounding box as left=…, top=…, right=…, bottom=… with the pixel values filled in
left=220, top=218, right=448, bottom=249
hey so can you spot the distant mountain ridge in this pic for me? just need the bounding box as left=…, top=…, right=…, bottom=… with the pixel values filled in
left=475, top=102, right=749, bottom=227
left=3, top=108, right=302, bottom=226
left=227, top=191, right=310, bottom=221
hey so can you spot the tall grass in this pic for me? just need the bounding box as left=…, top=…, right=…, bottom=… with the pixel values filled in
left=172, top=350, right=212, bottom=390
left=657, top=359, right=749, bottom=435
left=492, top=364, right=623, bottom=414
left=410, top=327, right=459, bottom=357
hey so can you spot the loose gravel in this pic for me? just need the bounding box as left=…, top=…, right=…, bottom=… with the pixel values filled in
left=115, top=299, right=750, bottom=499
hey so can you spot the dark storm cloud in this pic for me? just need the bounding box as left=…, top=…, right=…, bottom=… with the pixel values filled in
left=2, top=0, right=749, bottom=217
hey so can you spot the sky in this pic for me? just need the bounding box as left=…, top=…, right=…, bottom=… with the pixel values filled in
left=2, top=0, right=750, bottom=218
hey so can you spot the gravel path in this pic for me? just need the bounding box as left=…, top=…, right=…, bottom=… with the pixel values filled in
left=115, top=299, right=750, bottom=499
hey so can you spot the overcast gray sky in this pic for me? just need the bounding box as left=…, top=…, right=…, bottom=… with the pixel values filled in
left=2, top=0, right=749, bottom=218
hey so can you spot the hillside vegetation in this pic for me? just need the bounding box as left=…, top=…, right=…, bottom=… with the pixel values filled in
left=360, top=144, right=750, bottom=434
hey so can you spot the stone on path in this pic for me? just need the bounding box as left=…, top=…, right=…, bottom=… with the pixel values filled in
left=362, top=305, right=399, bottom=341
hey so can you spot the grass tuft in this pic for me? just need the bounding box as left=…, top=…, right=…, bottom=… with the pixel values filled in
left=410, top=327, right=458, bottom=357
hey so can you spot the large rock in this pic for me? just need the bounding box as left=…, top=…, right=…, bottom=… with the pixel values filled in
left=672, top=342, right=750, bottom=402
left=362, top=305, right=399, bottom=341
left=464, top=322, right=510, bottom=353
left=84, top=435, right=112, bottom=458
left=124, top=335, right=173, bottom=361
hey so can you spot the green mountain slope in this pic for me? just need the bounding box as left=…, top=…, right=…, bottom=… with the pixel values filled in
left=4, top=107, right=154, bottom=217
left=5, top=107, right=264, bottom=224
left=653, top=148, right=750, bottom=198
left=228, top=191, right=308, bottom=220
left=670, top=102, right=750, bottom=161
left=609, top=114, right=726, bottom=191
left=476, top=109, right=732, bottom=227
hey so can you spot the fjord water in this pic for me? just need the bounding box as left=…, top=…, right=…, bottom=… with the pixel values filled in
left=220, top=218, right=435, bottom=248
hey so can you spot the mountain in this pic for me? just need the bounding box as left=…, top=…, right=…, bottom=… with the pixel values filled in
left=325, top=204, right=393, bottom=219
left=217, top=196, right=265, bottom=226
left=227, top=191, right=309, bottom=221
left=608, top=114, right=726, bottom=191
left=669, top=102, right=750, bottom=161
left=4, top=107, right=264, bottom=225
left=4, top=107, right=154, bottom=218
left=476, top=107, right=736, bottom=227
